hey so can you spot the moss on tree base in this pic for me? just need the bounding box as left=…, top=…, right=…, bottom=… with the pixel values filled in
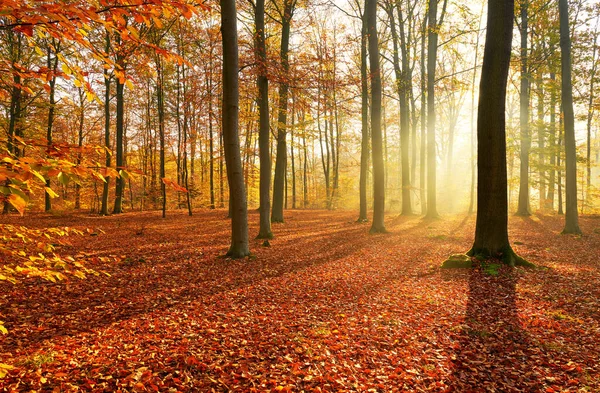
left=467, top=245, right=535, bottom=268
left=441, top=254, right=472, bottom=269
left=442, top=246, right=535, bottom=271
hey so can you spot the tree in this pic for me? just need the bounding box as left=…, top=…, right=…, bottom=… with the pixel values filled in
left=221, top=0, right=251, bottom=257
left=255, top=0, right=273, bottom=239
left=468, top=0, right=529, bottom=266
left=357, top=0, right=369, bottom=223
left=271, top=0, right=298, bottom=223
left=424, top=0, right=447, bottom=219
left=516, top=0, right=531, bottom=216
left=366, top=0, right=386, bottom=233
left=559, top=0, right=582, bottom=235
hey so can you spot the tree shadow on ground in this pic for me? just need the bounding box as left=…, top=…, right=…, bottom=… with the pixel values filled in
left=448, top=265, right=544, bottom=392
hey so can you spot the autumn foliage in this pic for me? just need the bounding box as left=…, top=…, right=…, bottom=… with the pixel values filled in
left=1, top=210, right=600, bottom=391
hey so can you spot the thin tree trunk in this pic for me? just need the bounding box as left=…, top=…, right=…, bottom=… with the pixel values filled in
left=45, top=41, right=59, bottom=212
left=516, top=0, right=531, bottom=216
left=367, top=0, right=386, bottom=233
left=113, top=77, right=125, bottom=214
left=546, top=70, right=557, bottom=210
left=559, top=0, right=581, bottom=234
left=101, top=32, right=111, bottom=216
left=358, top=4, right=369, bottom=222
left=425, top=0, right=439, bottom=218
left=271, top=0, right=295, bottom=223
left=256, top=0, right=272, bottom=238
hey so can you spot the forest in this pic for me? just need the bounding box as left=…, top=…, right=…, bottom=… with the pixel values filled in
left=1, top=0, right=600, bottom=391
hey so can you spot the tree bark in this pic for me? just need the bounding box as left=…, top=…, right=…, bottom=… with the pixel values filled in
left=221, top=0, right=250, bottom=257
left=367, top=0, right=386, bottom=233
left=469, top=0, right=528, bottom=266
left=559, top=0, right=582, bottom=234
left=271, top=0, right=295, bottom=223
left=516, top=0, right=531, bottom=216
left=255, top=0, right=273, bottom=238
left=425, top=0, right=439, bottom=218
left=358, top=5, right=369, bottom=222
left=101, top=32, right=111, bottom=216
left=112, top=77, right=125, bottom=214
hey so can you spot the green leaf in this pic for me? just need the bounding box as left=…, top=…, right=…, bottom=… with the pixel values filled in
left=57, top=172, right=70, bottom=186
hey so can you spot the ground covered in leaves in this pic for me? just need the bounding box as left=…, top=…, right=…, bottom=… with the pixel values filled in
left=1, top=209, right=600, bottom=392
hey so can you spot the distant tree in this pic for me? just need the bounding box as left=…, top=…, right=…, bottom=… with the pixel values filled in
left=366, top=0, right=386, bottom=233
left=358, top=0, right=369, bottom=223
left=424, top=0, right=447, bottom=219
left=271, top=0, right=298, bottom=223
left=559, top=0, right=582, bottom=235
left=516, top=0, right=532, bottom=216
left=468, top=0, right=529, bottom=266
left=221, top=0, right=251, bottom=257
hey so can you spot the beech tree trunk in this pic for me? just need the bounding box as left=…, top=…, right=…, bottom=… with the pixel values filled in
left=425, top=0, right=439, bottom=218
left=366, top=0, right=386, bottom=233
left=559, top=0, right=582, bottom=234
left=112, top=77, right=125, bottom=214
left=469, top=0, right=527, bottom=266
left=271, top=0, right=295, bottom=223
left=101, top=32, right=111, bottom=216
left=221, top=0, right=250, bottom=257
left=255, top=0, right=273, bottom=238
left=516, top=0, right=531, bottom=216
left=358, top=5, right=369, bottom=223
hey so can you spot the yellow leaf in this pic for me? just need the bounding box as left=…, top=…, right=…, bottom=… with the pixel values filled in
left=125, top=79, right=134, bottom=90
left=8, top=194, right=26, bottom=215
left=35, top=46, right=44, bottom=56
left=0, top=363, right=14, bottom=378
left=61, top=63, right=71, bottom=76
left=31, top=170, right=46, bottom=183
left=45, top=187, right=59, bottom=198
left=74, top=78, right=82, bottom=88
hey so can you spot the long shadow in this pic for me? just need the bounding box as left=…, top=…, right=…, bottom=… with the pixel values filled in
left=448, top=266, right=542, bottom=391
left=0, top=212, right=391, bottom=352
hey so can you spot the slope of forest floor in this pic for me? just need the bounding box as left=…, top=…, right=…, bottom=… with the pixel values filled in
left=1, top=209, right=600, bottom=392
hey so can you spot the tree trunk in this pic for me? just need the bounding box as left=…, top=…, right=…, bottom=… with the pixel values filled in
left=366, top=0, right=386, bottom=233
left=256, top=0, right=273, bottom=238
left=516, top=0, right=531, bottom=216
left=75, top=88, right=85, bottom=210
left=425, top=0, right=439, bottom=218
left=546, top=71, right=557, bottom=211
left=113, top=77, right=125, bottom=214
left=386, top=0, right=412, bottom=215
left=271, top=0, right=295, bottom=223
left=45, top=41, right=59, bottom=212
left=157, top=57, right=167, bottom=218
left=101, top=32, right=111, bottom=216
left=468, top=5, right=484, bottom=215
left=419, top=13, right=427, bottom=215
left=537, top=76, right=545, bottom=211
left=221, top=0, right=250, bottom=257
left=358, top=6, right=369, bottom=222
left=469, top=0, right=527, bottom=266
left=559, top=0, right=582, bottom=234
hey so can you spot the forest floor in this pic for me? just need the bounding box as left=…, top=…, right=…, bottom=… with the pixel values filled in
left=1, top=209, right=600, bottom=392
